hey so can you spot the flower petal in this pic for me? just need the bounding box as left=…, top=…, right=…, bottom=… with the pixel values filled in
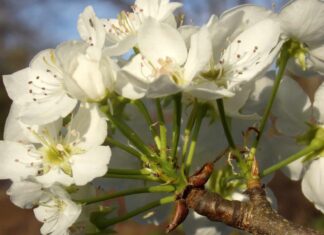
left=302, top=158, right=324, bottom=213
left=67, top=103, right=107, bottom=149
left=221, top=19, right=283, bottom=85
left=138, top=18, right=187, bottom=65
left=78, top=6, right=105, bottom=48
left=0, top=141, right=39, bottom=181
left=279, top=0, right=324, bottom=46
left=7, top=180, right=43, bottom=209
left=71, top=146, right=111, bottom=185
left=273, top=77, right=312, bottom=136
left=184, top=27, right=212, bottom=82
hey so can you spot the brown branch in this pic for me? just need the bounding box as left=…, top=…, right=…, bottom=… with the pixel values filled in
left=185, top=186, right=323, bottom=235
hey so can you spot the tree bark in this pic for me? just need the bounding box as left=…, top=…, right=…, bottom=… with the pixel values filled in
left=185, top=186, right=323, bottom=235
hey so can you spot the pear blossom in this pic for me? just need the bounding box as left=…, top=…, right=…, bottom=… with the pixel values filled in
left=102, top=0, right=182, bottom=56
left=264, top=75, right=324, bottom=211
left=278, top=0, right=324, bottom=73
left=184, top=18, right=283, bottom=100
left=0, top=103, right=111, bottom=187
left=34, top=185, right=82, bottom=235
left=116, top=18, right=212, bottom=99
left=3, top=49, right=78, bottom=125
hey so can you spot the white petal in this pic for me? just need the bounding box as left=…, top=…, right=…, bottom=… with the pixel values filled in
left=78, top=6, right=105, bottom=48
left=185, top=81, right=235, bottom=100
left=72, top=47, right=107, bottom=101
left=115, top=70, right=147, bottom=99
left=313, top=82, right=324, bottom=123
left=19, top=93, right=77, bottom=125
left=36, top=169, right=74, bottom=187
left=104, top=34, right=137, bottom=56
left=273, top=77, right=312, bottom=136
left=71, top=146, right=111, bottom=185
left=221, top=4, right=275, bottom=39
left=279, top=0, right=324, bottom=46
left=3, top=68, right=33, bottom=104
left=221, top=19, right=283, bottom=84
left=67, top=103, right=107, bottom=149
left=302, top=158, right=324, bottom=213
left=223, top=82, right=259, bottom=120
left=7, top=180, right=43, bottom=208
left=184, top=27, right=212, bottom=82
left=146, top=75, right=182, bottom=98
left=135, top=0, right=182, bottom=21
left=0, top=141, right=38, bottom=181
left=178, top=25, right=199, bottom=47
left=138, top=18, right=187, bottom=65
left=4, top=103, right=38, bottom=143
left=309, top=45, right=324, bottom=74
left=243, top=71, right=274, bottom=116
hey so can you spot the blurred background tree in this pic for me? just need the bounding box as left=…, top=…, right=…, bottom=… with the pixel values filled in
left=1, top=0, right=323, bottom=234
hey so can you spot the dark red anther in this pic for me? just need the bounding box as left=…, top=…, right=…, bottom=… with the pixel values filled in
left=166, top=199, right=189, bottom=233
left=188, top=162, right=214, bottom=187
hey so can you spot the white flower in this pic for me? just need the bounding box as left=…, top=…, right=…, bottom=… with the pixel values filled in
left=302, top=157, right=324, bottom=213
left=34, top=185, right=82, bottom=235
left=279, top=0, right=324, bottom=73
left=184, top=17, right=283, bottom=100
left=0, top=103, right=111, bottom=187
left=116, top=19, right=212, bottom=99
left=3, top=49, right=78, bottom=125
left=102, top=0, right=182, bottom=56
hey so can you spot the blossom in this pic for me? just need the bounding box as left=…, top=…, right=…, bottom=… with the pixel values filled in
left=34, top=185, right=82, bottom=235
left=0, top=103, right=111, bottom=187
left=278, top=0, right=324, bottom=73
left=263, top=75, right=324, bottom=211
left=184, top=17, right=283, bottom=100
left=116, top=18, right=212, bottom=99
left=102, top=0, right=182, bottom=56
left=3, top=49, right=78, bottom=125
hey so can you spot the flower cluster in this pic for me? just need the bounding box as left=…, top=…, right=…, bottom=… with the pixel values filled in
left=1, top=0, right=324, bottom=234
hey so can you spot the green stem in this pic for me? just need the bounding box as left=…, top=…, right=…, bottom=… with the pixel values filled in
left=171, top=94, right=182, bottom=159
left=184, top=104, right=207, bottom=175
left=94, top=195, right=175, bottom=229
left=155, top=98, right=168, bottom=160
left=107, top=168, right=150, bottom=175
left=77, top=185, right=175, bottom=205
left=104, top=173, right=162, bottom=182
left=105, top=137, right=143, bottom=160
left=131, top=100, right=161, bottom=150
left=261, top=144, right=320, bottom=177
left=106, top=112, right=156, bottom=159
left=181, top=100, right=198, bottom=164
left=249, top=43, right=290, bottom=159
left=216, top=99, right=246, bottom=171
left=216, top=99, right=236, bottom=150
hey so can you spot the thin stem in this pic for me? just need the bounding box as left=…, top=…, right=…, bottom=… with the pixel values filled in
left=181, top=101, right=198, bottom=164
left=261, top=144, right=320, bottom=177
left=155, top=98, right=168, bottom=160
left=249, top=43, right=290, bottom=158
left=104, top=173, right=162, bottom=182
left=171, top=93, right=182, bottom=160
left=77, top=185, right=175, bottom=205
left=106, top=112, right=156, bottom=159
left=184, top=105, right=207, bottom=175
left=216, top=99, right=236, bottom=150
left=94, top=195, right=175, bottom=229
left=105, top=137, right=142, bottom=160
left=216, top=99, right=246, bottom=171
left=131, top=100, right=161, bottom=150
left=107, top=168, right=151, bottom=175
